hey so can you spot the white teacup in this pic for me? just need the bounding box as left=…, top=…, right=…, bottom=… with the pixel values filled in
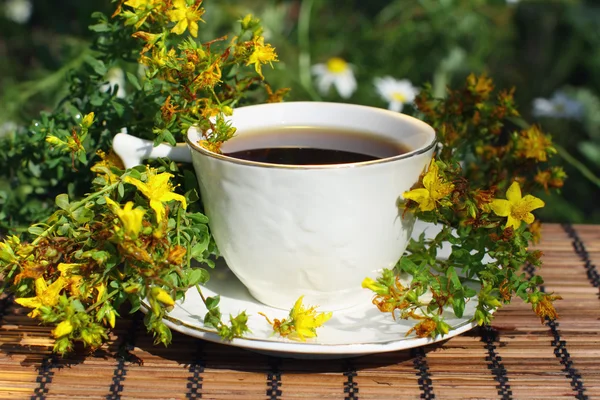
left=185, top=102, right=436, bottom=310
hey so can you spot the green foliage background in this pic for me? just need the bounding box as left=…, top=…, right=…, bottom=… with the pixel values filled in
left=1, top=0, right=599, bottom=230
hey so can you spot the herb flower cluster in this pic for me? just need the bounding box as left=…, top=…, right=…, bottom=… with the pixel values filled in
left=363, top=75, right=564, bottom=338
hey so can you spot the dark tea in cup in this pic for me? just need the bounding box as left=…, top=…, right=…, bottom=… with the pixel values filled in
left=222, top=126, right=410, bottom=165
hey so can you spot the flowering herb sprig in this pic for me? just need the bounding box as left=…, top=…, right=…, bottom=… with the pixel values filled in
left=113, top=0, right=281, bottom=152
left=0, top=144, right=227, bottom=353
left=363, top=74, right=564, bottom=338
left=0, top=0, right=281, bottom=353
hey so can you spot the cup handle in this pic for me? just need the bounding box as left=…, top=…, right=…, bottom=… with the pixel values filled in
left=112, top=131, right=192, bottom=169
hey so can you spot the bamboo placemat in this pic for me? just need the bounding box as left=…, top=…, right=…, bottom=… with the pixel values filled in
left=1, top=223, right=599, bottom=399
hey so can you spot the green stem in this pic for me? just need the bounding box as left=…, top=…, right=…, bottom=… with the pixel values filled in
left=31, top=223, right=59, bottom=246
left=555, top=144, right=600, bottom=189
left=31, top=182, right=119, bottom=245
left=10, top=47, right=92, bottom=114
left=196, top=284, right=208, bottom=304
left=68, top=182, right=120, bottom=211
left=85, top=289, right=119, bottom=313
left=176, top=208, right=181, bottom=246
left=297, top=0, right=321, bottom=101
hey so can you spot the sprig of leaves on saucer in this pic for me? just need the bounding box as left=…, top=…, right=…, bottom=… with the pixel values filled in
left=0, top=0, right=286, bottom=353
left=362, top=75, right=564, bottom=338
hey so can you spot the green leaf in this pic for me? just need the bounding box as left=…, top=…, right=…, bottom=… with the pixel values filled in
left=126, top=72, right=142, bottom=91
left=55, top=194, right=70, bottom=211
left=112, top=100, right=125, bottom=117
left=578, top=141, right=600, bottom=168
left=85, top=56, right=107, bottom=77
left=28, top=226, right=45, bottom=236
left=71, top=299, right=85, bottom=313
left=161, top=129, right=177, bottom=146
left=188, top=212, right=209, bottom=224
left=446, top=266, right=462, bottom=291
left=64, top=103, right=81, bottom=118
left=452, top=295, right=465, bottom=318
left=204, top=312, right=220, bottom=328
left=190, top=237, right=209, bottom=260
left=71, top=206, right=93, bottom=224
left=129, top=296, right=141, bottom=313
left=398, top=256, right=420, bottom=275
left=91, top=11, right=107, bottom=20
left=188, top=268, right=210, bottom=286
left=57, top=223, right=72, bottom=236
left=88, top=23, right=111, bottom=32
left=205, top=295, right=220, bottom=310
left=464, top=287, right=477, bottom=298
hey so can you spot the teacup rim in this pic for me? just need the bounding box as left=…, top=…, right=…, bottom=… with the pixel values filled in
left=185, top=101, right=437, bottom=170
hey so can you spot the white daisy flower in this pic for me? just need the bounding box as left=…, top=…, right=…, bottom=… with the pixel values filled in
left=0, top=121, right=18, bottom=138
left=101, top=68, right=126, bottom=99
left=311, top=57, right=357, bottom=99
left=532, top=91, right=583, bottom=119
left=5, top=0, right=32, bottom=24
left=374, top=76, right=419, bottom=113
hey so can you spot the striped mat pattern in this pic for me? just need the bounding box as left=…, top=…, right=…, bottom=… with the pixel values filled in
left=1, top=224, right=599, bottom=399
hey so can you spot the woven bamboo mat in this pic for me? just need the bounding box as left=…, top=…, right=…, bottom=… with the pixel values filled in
left=1, top=223, right=599, bottom=400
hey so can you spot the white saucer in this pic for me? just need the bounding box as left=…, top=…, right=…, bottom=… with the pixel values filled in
left=149, top=221, right=481, bottom=358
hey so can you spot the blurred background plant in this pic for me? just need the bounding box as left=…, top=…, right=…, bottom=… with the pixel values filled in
left=1, top=0, right=599, bottom=230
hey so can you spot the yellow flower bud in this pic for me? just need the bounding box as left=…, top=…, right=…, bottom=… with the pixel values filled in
left=438, top=320, right=450, bottom=335
left=151, top=287, right=175, bottom=306
left=81, top=112, right=95, bottom=129
left=361, top=277, right=388, bottom=295
left=241, top=14, right=252, bottom=28
left=96, top=283, right=106, bottom=303
left=123, top=283, right=141, bottom=294
left=107, top=309, right=116, bottom=329
left=46, top=135, right=66, bottom=147
left=361, top=277, right=379, bottom=291
left=53, top=320, right=73, bottom=338
left=81, top=330, right=94, bottom=346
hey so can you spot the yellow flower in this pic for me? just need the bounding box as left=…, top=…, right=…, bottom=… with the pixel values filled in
left=260, top=296, right=332, bottom=342
left=124, top=0, right=156, bottom=10
left=289, top=296, right=332, bottom=341
left=466, top=73, right=494, bottom=100
left=53, top=320, right=74, bottom=338
left=15, top=277, right=67, bottom=318
left=123, top=0, right=160, bottom=28
left=57, top=263, right=85, bottom=298
left=516, top=125, right=556, bottom=162
left=403, top=161, right=454, bottom=212
left=91, top=150, right=123, bottom=183
left=123, top=168, right=186, bottom=223
left=105, top=197, right=145, bottom=237
left=198, top=60, right=222, bottom=88
left=490, top=181, right=545, bottom=230
left=246, top=36, right=278, bottom=79
left=167, top=0, right=205, bottom=38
